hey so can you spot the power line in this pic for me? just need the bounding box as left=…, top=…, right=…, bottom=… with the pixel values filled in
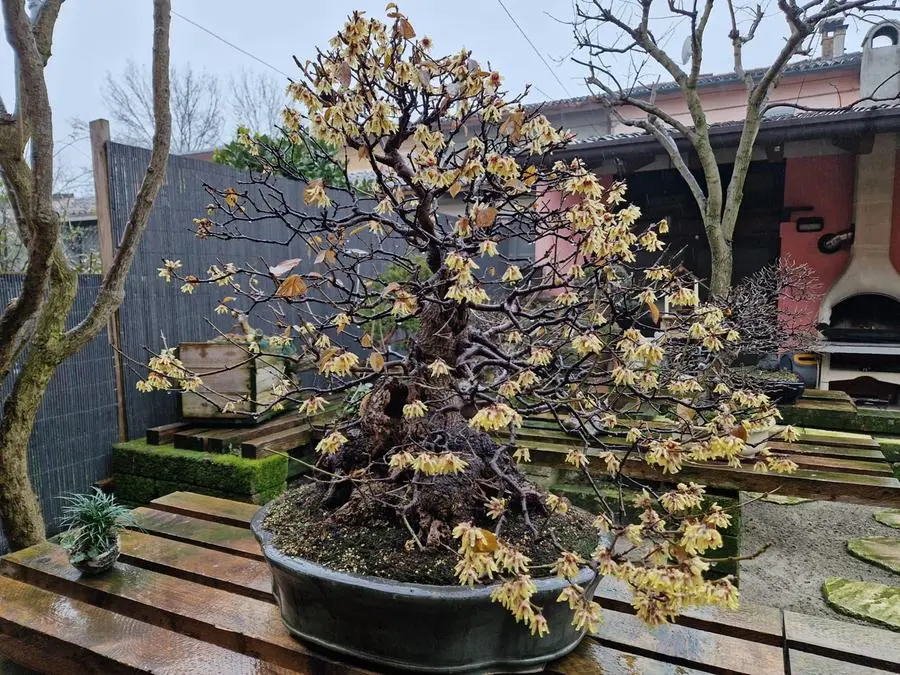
left=171, top=10, right=292, bottom=79
left=495, top=0, right=572, bottom=98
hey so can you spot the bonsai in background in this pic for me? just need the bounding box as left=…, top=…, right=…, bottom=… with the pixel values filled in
left=59, top=488, right=133, bottom=575
left=142, top=6, right=798, bottom=666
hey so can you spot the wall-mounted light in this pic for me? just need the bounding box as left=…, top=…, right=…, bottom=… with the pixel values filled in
left=796, top=216, right=825, bottom=232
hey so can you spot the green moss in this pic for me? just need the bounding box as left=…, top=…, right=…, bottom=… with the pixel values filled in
left=875, top=437, right=900, bottom=463
left=780, top=405, right=900, bottom=435
left=113, top=439, right=288, bottom=497
left=114, top=474, right=157, bottom=505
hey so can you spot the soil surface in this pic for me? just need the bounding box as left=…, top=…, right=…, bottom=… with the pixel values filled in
left=739, top=494, right=898, bottom=625
left=263, top=482, right=597, bottom=585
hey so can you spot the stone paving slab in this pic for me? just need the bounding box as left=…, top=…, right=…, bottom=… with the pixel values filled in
left=847, top=536, right=900, bottom=575
left=822, top=577, right=900, bottom=631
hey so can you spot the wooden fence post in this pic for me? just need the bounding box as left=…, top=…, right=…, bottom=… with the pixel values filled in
left=90, top=119, right=128, bottom=442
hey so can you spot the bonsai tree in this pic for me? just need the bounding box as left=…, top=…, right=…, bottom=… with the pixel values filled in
left=59, top=488, right=133, bottom=575
left=143, top=6, right=797, bottom=636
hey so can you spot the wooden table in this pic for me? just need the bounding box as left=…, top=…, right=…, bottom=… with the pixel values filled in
left=1, top=492, right=897, bottom=674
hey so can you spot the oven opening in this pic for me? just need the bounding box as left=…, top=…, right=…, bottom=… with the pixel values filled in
left=821, top=293, right=900, bottom=343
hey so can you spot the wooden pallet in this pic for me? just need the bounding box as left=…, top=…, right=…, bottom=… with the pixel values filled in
left=146, top=404, right=342, bottom=458
left=501, top=419, right=900, bottom=507
left=1, top=491, right=897, bottom=674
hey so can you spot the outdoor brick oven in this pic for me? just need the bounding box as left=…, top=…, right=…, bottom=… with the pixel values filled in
left=817, top=22, right=900, bottom=401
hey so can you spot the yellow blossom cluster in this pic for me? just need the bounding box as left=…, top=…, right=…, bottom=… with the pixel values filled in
left=389, top=450, right=468, bottom=475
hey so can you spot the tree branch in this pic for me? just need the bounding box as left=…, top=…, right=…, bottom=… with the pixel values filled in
left=0, top=0, right=61, bottom=380
left=62, top=0, right=172, bottom=353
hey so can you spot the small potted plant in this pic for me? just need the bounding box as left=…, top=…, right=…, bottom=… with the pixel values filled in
left=59, top=488, right=133, bottom=575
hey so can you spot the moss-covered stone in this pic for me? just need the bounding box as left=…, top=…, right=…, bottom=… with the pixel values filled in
left=113, top=439, right=288, bottom=497
left=874, top=437, right=900, bottom=463
left=875, top=509, right=900, bottom=529
left=822, top=577, right=900, bottom=631
left=847, top=536, right=900, bottom=574
left=745, top=491, right=813, bottom=505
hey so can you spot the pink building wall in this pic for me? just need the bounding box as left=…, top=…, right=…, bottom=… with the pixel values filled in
left=779, top=151, right=900, bottom=327
left=614, top=71, right=859, bottom=133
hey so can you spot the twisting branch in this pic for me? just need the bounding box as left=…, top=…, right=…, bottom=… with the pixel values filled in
left=63, top=1, right=172, bottom=353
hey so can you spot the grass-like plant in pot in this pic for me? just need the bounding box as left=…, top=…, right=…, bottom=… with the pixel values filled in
left=59, top=488, right=133, bottom=575
left=140, top=6, right=800, bottom=672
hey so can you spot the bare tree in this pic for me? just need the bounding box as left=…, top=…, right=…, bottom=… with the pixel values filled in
left=229, top=68, right=287, bottom=135
left=103, top=59, right=217, bottom=153
left=0, top=0, right=172, bottom=551
left=574, top=1, right=898, bottom=297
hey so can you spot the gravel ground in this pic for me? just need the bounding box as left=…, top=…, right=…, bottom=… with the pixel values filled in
left=739, top=495, right=898, bottom=624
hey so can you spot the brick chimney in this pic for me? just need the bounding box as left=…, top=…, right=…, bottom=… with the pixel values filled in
left=820, top=19, right=847, bottom=58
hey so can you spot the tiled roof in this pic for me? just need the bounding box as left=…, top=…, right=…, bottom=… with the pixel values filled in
left=526, top=51, right=862, bottom=112
left=568, top=100, right=900, bottom=147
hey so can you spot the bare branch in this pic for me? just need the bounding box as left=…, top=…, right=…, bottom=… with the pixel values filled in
left=63, top=0, right=172, bottom=352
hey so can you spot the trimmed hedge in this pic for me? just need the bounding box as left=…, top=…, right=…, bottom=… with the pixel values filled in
left=113, top=439, right=287, bottom=505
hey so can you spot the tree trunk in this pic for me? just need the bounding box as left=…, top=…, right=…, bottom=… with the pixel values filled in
left=709, top=244, right=733, bottom=298
left=703, top=212, right=733, bottom=298
left=0, top=256, right=76, bottom=551
left=0, top=348, right=60, bottom=550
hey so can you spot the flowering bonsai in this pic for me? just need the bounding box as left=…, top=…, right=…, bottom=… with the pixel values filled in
left=143, top=5, right=798, bottom=649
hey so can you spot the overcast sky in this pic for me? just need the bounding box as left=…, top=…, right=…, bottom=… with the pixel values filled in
left=0, top=1, right=885, bottom=189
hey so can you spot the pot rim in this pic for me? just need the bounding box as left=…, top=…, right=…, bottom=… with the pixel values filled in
left=251, top=501, right=597, bottom=598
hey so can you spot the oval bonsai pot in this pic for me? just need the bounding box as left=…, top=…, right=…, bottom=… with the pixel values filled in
left=250, top=503, right=593, bottom=674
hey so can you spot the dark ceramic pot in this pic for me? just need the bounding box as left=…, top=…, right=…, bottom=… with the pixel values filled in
left=761, top=380, right=805, bottom=405
left=250, top=503, right=594, bottom=674
left=68, top=535, right=120, bottom=575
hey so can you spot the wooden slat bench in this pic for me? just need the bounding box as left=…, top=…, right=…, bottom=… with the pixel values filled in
left=2, top=492, right=897, bottom=674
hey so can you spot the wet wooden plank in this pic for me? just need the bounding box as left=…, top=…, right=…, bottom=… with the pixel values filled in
left=0, top=576, right=294, bottom=674
left=173, top=427, right=216, bottom=451
left=796, top=428, right=880, bottom=449
left=117, top=530, right=272, bottom=603
left=593, top=577, right=783, bottom=646
left=150, top=491, right=258, bottom=528
left=588, top=606, right=785, bottom=674
left=783, top=610, right=900, bottom=672
left=789, top=650, right=896, bottom=675
left=241, top=426, right=315, bottom=458
left=130, top=507, right=263, bottom=560
left=528, top=444, right=900, bottom=505
left=767, top=453, right=894, bottom=476
left=766, top=441, right=887, bottom=461
left=1, top=543, right=372, bottom=674
left=201, top=416, right=303, bottom=453
left=549, top=638, right=707, bottom=674
left=146, top=421, right=193, bottom=446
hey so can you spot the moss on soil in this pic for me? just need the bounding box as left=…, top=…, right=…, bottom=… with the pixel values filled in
left=263, top=482, right=598, bottom=585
